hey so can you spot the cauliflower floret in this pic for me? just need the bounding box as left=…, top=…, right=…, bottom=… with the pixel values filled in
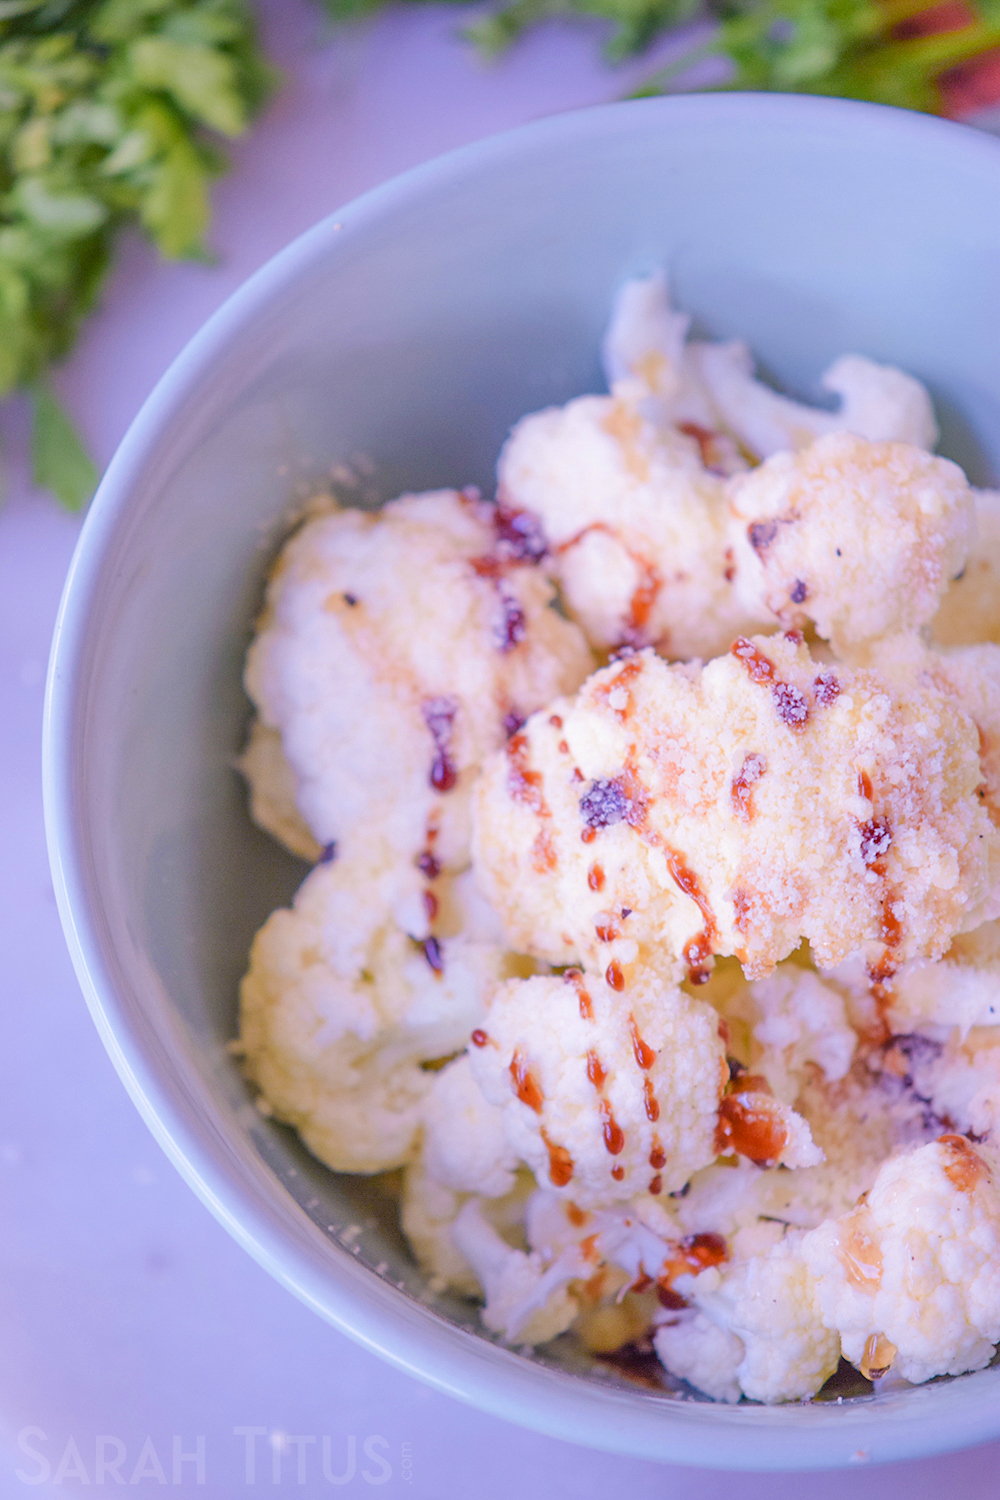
left=932, top=489, right=1000, bottom=647
left=864, top=1028, right=1000, bottom=1147
left=881, top=922, right=1000, bottom=1034
left=602, top=271, right=938, bottom=458
left=725, top=434, right=972, bottom=654
left=721, top=965, right=857, bottom=1106
left=652, top=1311, right=744, bottom=1403
left=400, top=1163, right=482, bottom=1295
left=924, top=644, right=1000, bottom=826
left=421, top=1052, right=518, bottom=1198
left=496, top=395, right=759, bottom=660
left=239, top=859, right=517, bottom=1172
left=803, top=1136, right=1000, bottom=1384
left=451, top=1199, right=580, bottom=1344
left=660, top=1230, right=840, bottom=1403
left=400, top=1158, right=534, bottom=1297
left=472, top=640, right=998, bottom=985
left=243, top=489, right=591, bottom=868
left=468, top=971, right=728, bottom=1204
left=237, top=719, right=322, bottom=863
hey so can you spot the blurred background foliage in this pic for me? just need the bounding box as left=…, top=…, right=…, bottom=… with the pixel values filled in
left=1, top=0, right=997, bottom=509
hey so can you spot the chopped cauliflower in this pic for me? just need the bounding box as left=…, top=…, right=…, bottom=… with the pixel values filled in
left=932, top=489, right=1000, bottom=647
left=496, top=395, right=759, bottom=660
left=725, top=434, right=972, bottom=653
left=243, top=489, right=591, bottom=870
left=400, top=1158, right=534, bottom=1298
left=467, top=971, right=728, bottom=1203
left=602, top=271, right=938, bottom=457
left=239, top=859, right=517, bottom=1172
left=237, top=719, right=322, bottom=863
left=472, top=639, right=998, bottom=984
left=885, top=922, right=1000, bottom=1034
left=720, top=964, right=857, bottom=1106
left=803, top=1137, right=1000, bottom=1385
left=451, top=1199, right=581, bottom=1343
left=236, top=271, right=1000, bottom=1406
left=659, top=1230, right=840, bottom=1403
left=421, top=1052, right=518, bottom=1198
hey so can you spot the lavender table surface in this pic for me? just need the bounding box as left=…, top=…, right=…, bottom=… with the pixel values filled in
left=2, top=3, right=998, bottom=1493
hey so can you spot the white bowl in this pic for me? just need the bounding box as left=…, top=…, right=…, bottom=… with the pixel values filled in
left=43, top=94, right=1000, bottom=1468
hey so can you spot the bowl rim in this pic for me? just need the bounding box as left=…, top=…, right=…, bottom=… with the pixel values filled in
left=42, top=91, right=1000, bottom=1470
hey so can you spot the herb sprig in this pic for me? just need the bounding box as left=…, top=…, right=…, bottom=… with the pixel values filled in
left=320, top=0, right=1000, bottom=130
left=0, top=0, right=272, bottom=510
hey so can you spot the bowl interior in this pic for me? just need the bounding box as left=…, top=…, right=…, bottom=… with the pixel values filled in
left=46, top=95, right=1000, bottom=1468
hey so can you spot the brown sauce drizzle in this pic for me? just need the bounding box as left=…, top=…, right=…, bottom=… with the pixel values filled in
left=649, top=1140, right=666, bottom=1170
left=611, top=1165, right=625, bottom=1181
left=723, top=546, right=736, bottom=584
left=748, top=520, right=778, bottom=553
left=648, top=1174, right=663, bottom=1195
left=493, top=503, right=547, bottom=563
left=595, top=919, right=620, bottom=943
left=579, top=768, right=648, bottom=835
left=939, top=1133, right=988, bottom=1192
left=565, top=969, right=594, bottom=1020
left=731, top=753, right=767, bottom=822
left=715, top=1091, right=788, bottom=1167
left=601, top=1099, right=625, bottom=1155
left=549, top=714, right=563, bottom=729
left=557, top=520, right=661, bottom=648
left=565, top=1202, right=589, bottom=1227
left=731, top=887, right=753, bottom=936
left=657, top=1284, right=687, bottom=1310
left=541, top=1128, right=574, bottom=1187
left=606, top=960, right=625, bottom=991
left=629, top=1015, right=655, bottom=1070
left=814, top=669, right=840, bottom=706
left=732, top=636, right=775, bottom=684
left=772, top=681, right=810, bottom=730
left=593, top=653, right=644, bottom=720
left=657, top=1233, right=729, bottom=1305
left=731, top=638, right=810, bottom=731
left=495, top=583, right=526, bottom=653
left=623, top=562, right=662, bottom=647
left=588, top=862, right=605, bottom=892
left=859, top=815, right=892, bottom=872
left=860, top=1333, right=897, bottom=1381
left=422, top=697, right=459, bottom=792
left=858, top=769, right=873, bottom=801
left=678, top=420, right=728, bottom=475
left=838, top=1205, right=882, bottom=1289
left=667, top=851, right=717, bottom=983
left=643, top=1077, right=660, bottom=1123
left=586, top=1050, right=607, bottom=1089
left=471, top=1029, right=488, bottom=1048
left=510, top=1049, right=544, bottom=1114
left=507, top=732, right=557, bottom=873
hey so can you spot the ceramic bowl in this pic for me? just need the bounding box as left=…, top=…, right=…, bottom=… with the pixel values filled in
left=43, top=94, right=1000, bottom=1468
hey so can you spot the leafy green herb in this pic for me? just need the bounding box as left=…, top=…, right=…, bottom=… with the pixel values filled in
left=29, top=378, right=96, bottom=511
left=320, top=0, right=1000, bottom=127
left=0, top=0, right=273, bottom=509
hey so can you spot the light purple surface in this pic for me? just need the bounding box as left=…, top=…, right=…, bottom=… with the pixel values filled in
left=3, top=2, right=1000, bottom=1492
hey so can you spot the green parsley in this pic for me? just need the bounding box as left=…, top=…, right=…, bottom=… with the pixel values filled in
left=0, top=0, right=273, bottom=510
left=320, top=0, right=1000, bottom=127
